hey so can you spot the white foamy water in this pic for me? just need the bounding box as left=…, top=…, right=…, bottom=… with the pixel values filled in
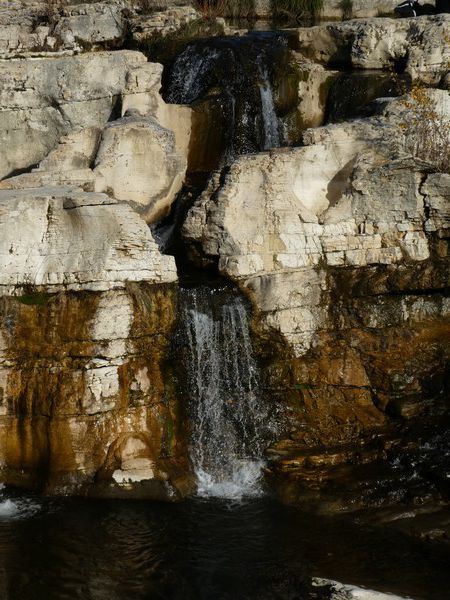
left=313, top=578, right=414, bottom=600
left=165, top=45, right=220, bottom=104
left=196, top=459, right=265, bottom=500
left=258, top=65, right=281, bottom=150
left=0, top=499, right=19, bottom=517
left=0, top=490, right=41, bottom=520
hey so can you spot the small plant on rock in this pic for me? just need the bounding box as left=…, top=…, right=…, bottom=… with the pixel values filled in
left=195, top=0, right=254, bottom=19
left=399, top=85, right=450, bottom=173
left=134, top=0, right=163, bottom=14
left=272, top=0, right=324, bottom=21
left=44, top=0, right=66, bottom=22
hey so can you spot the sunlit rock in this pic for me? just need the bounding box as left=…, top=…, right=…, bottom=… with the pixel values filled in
left=297, top=15, right=450, bottom=85
left=93, top=114, right=187, bottom=224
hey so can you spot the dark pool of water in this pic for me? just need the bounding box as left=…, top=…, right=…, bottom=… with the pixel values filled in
left=0, top=495, right=449, bottom=600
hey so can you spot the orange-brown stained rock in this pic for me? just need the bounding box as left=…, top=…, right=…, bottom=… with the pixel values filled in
left=0, top=283, right=191, bottom=499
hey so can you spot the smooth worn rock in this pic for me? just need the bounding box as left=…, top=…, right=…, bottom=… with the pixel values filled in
left=296, top=15, right=450, bottom=85
left=93, top=114, right=187, bottom=223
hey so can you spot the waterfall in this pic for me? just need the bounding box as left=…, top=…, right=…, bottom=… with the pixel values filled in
left=258, top=65, right=281, bottom=150
left=180, top=285, right=273, bottom=500
left=165, top=45, right=221, bottom=105
left=164, top=33, right=286, bottom=161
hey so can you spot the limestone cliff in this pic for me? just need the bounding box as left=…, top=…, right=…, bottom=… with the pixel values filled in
left=0, top=188, right=191, bottom=498
left=182, top=90, right=450, bottom=507
left=0, top=0, right=448, bottom=508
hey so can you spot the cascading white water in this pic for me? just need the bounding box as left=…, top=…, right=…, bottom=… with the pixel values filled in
left=180, top=286, right=273, bottom=500
left=166, top=45, right=221, bottom=104
left=164, top=33, right=285, bottom=159
left=258, top=65, right=281, bottom=150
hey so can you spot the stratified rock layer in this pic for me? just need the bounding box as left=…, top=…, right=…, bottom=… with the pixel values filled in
left=0, top=188, right=190, bottom=499
left=296, top=15, right=450, bottom=86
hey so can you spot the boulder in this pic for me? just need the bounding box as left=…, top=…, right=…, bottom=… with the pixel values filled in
left=93, top=114, right=187, bottom=223
left=296, top=15, right=450, bottom=85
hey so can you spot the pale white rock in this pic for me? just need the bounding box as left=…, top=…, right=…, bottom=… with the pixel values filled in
left=130, top=368, right=152, bottom=394
left=54, top=3, right=127, bottom=51
left=111, top=435, right=157, bottom=484
left=183, top=94, right=450, bottom=355
left=422, top=172, right=450, bottom=237
left=400, top=231, right=430, bottom=261
left=0, top=50, right=161, bottom=180
left=131, top=4, right=200, bottom=42
left=297, top=15, right=450, bottom=85
left=0, top=52, right=192, bottom=222
left=0, top=188, right=177, bottom=293
left=282, top=56, right=338, bottom=137
left=91, top=291, right=134, bottom=342
left=93, top=114, right=187, bottom=224
left=83, top=366, right=120, bottom=415
left=312, top=578, right=412, bottom=600
left=0, top=1, right=128, bottom=57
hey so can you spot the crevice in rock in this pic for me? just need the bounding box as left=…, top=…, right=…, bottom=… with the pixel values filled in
left=108, top=94, right=123, bottom=122
left=0, top=162, right=39, bottom=181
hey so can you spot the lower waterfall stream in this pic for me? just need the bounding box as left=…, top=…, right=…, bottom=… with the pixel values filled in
left=179, top=285, right=274, bottom=499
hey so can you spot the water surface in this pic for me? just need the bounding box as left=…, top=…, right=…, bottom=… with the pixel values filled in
left=0, top=494, right=449, bottom=600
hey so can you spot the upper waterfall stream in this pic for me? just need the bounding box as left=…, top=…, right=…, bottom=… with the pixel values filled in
left=164, top=32, right=287, bottom=162
left=179, top=285, right=275, bottom=499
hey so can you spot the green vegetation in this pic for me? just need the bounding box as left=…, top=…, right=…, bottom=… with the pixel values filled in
left=18, top=290, right=52, bottom=306
left=134, top=0, right=173, bottom=14
left=271, top=0, right=324, bottom=19
left=133, top=18, right=225, bottom=66
left=400, top=86, right=450, bottom=174
left=195, top=0, right=324, bottom=19
left=195, top=0, right=255, bottom=18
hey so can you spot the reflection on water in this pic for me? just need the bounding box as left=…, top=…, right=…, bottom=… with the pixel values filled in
left=0, top=495, right=449, bottom=600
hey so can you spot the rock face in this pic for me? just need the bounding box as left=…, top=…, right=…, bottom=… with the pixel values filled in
left=182, top=90, right=450, bottom=507
left=0, top=2, right=194, bottom=498
left=0, top=0, right=448, bottom=508
left=0, top=50, right=191, bottom=223
left=0, top=187, right=189, bottom=498
left=296, top=15, right=450, bottom=86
